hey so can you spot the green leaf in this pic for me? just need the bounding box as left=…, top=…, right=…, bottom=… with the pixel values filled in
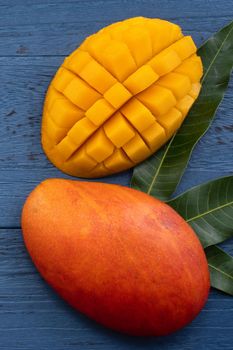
left=206, top=245, right=233, bottom=296
left=130, top=21, right=233, bottom=295
left=131, top=20, right=233, bottom=201
left=168, top=176, right=233, bottom=248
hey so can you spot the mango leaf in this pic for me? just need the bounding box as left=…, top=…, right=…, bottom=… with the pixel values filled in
left=130, top=22, right=233, bottom=295
left=205, top=245, right=233, bottom=296
left=131, top=20, right=233, bottom=201
left=167, top=176, right=233, bottom=296
left=168, top=176, right=233, bottom=248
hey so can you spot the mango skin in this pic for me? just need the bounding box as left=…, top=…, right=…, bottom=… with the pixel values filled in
left=21, top=179, right=210, bottom=336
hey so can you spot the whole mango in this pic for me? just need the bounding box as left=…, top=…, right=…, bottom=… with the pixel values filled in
left=42, top=17, right=203, bottom=178
left=22, top=179, right=209, bottom=336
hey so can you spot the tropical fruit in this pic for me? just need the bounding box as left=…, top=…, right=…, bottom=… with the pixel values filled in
left=22, top=179, right=210, bottom=336
left=42, top=17, right=203, bottom=178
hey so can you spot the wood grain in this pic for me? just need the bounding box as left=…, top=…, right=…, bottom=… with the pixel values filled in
left=0, top=229, right=233, bottom=350
left=0, top=56, right=232, bottom=226
left=0, top=0, right=233, bottom=348
left=0, top=0, right=232, bottom=57
left=0, top=18, right=229, bottom=57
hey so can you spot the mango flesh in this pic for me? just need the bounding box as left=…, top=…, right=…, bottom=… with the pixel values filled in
left=21, top=179, right=210, bottom=336
left=42, top=17, right=203, bottom=178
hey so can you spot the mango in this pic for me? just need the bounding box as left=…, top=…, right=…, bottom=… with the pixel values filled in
left=22, top=179, right=210, bottom=336
left=42, top=17, right=203, bottom=178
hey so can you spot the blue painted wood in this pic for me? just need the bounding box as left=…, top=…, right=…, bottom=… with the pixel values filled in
left=0, top=0, right=233, bottom=348
left=0, top=229, right=232, bottom=350
left=0, top=56, right=232, bottom=226
left=0, top=18, right=230, bottom=57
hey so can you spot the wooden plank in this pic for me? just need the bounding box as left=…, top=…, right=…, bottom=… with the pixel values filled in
left=1, top=0, right=232, bottom=26
left=1, top=56, right=233, bottom=173
left=0, top=55, right=233, bottom=226
left=0, top=169, right=131, bottom=228
left=0, top=1, right=232, bottom=57
left=2, top=168, right=232, bottom=228
left=0, top=228, right=232, bottom=350
left=0, top=18, right=230, bottom=57
left=0, top=1, right=233, bottom=348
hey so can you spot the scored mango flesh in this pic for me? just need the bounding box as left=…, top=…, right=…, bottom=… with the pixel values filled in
left=42, top=17, right=203, bottom=178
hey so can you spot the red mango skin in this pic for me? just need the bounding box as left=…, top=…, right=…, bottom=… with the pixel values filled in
left=21, top=179, right=210, bottom=336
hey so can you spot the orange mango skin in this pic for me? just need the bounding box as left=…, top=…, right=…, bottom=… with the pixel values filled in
left=21, top=179, right=210, bottom=336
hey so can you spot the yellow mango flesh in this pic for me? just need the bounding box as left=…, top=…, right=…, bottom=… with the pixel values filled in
left=42, top=17, right=203, bottom=178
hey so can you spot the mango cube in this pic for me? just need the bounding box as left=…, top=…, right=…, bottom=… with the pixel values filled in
left=42, top=17, right=202, bottom=178
left=175, top=55, right=203, bottom=83
left=156, top=108, right=183, bottom=137
left=101, top=41, right=137, bottom=81
left=171, top=36, right=197, bottom=60
left=121, top=98, right=155, bottom=132
left=123, top=133, right=151, bottom=163
left=104, top=112, right=135, bottom=147
left=104, top=82, right=132, bottom=109
left=78, top=59, right=117, bottom=93
left=149, top=49, right=181, bottom=76
left=52, top=67, right=75, bottom=92
left=86, top=128, right=115, bottom=162
left=63, top=50, right=92, bottom=75
left=104, top=22, right=129, bottom=41
left=63, top=76, right=101, bottom=110
left=158, top=72, right=191, bottom=99
left=64, top=146, right=97, bottom=175
left=176, top=95, right=195, bottom=117
left=124, top=65, right=159, bottom=94
left=138, top=85, right=176, bottom=116
left=49, top=94, right=84, bottom=128
left=104, top=148, right=133, bottom=171
left=68, top=118, right=97, bottom=147
left=83, top=33, right=111, bottom=64
left=122, top=26, right=153, bottom=66
left=42, top=113, right=68, bottom=144
left=141, top=122, right=166, bottom=151
left=54, top=137, right=78, bottom=161
left=86, top=99, right=115, bottom=126
left=145, top=19, right=183, bottom=54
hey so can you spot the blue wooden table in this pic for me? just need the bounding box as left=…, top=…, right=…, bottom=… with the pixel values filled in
left=0, top=1, right=233, bottom=349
